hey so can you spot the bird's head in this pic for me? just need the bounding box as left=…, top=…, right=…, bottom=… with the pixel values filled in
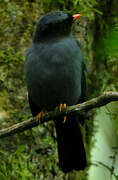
left=33, top=11, right=81, bottom=42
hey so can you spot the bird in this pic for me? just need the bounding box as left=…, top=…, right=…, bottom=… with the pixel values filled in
left=25, top=11, right=87, bottom=173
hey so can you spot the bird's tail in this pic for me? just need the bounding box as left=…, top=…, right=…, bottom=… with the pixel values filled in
left=55, top=114, right=86, bottom=173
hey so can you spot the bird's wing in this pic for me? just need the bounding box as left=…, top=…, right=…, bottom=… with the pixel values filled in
left=75, top=39, right=87, bottom=103
left=28, top=94, right=41, bottom=117
left=79, top=61, right=87, bottom=103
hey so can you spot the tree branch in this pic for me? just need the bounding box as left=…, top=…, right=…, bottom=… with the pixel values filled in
left=0, top=92, right=118, bottom=138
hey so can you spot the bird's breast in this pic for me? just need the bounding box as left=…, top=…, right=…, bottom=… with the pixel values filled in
left=25, top=39, right=82, bottom=110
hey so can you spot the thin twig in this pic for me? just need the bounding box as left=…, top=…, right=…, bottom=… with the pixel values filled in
left=0, top=92, right=118, bottom=138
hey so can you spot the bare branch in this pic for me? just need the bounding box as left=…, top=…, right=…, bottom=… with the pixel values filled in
left=0, top=92, right=118, bottom=138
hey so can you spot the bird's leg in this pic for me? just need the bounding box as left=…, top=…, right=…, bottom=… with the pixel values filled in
left=63, top=104, right=67, bottom=122
left=37, top=110, right=46, bottom=123
left=56, top=104, right=67, bottom=122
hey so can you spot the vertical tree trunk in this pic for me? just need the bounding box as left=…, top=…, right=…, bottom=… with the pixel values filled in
left=89, top=1, right=118, bottom=179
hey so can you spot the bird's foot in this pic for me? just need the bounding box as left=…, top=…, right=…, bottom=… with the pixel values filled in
left=56, top=104, right=67, bottom=122
left=36, top=110, right=46, bottom=123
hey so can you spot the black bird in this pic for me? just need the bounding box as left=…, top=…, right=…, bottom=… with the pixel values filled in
left=25, top=11, right=86, bottom=173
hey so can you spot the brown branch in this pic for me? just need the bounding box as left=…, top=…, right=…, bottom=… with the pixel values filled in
left=0, top=92, right=118, bottom=138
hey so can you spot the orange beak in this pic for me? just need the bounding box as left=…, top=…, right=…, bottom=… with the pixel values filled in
left=73, top=14, right=81, bottom=21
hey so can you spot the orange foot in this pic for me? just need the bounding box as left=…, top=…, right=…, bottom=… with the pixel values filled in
left=37, top=110, right=46, bottom=123
left=56, top=104, right=67, bottom=122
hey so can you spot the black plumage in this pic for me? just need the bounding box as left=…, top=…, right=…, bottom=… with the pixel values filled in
left=25, top=11, right=86, bottom=173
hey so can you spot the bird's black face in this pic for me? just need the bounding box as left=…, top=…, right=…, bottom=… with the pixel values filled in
left=33, top=11, right=81, bottom=42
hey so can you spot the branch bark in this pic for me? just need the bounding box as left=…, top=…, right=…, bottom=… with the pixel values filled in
left=0, top=92, right=118, bottom=138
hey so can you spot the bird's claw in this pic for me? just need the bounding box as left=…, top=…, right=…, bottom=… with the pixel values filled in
left=37, top=111, right=46, bottom=123
left=56, top=104, right=67, bottom=122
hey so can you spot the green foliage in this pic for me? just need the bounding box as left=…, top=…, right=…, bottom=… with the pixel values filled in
left=40, top=0, right=102, bottom=19
left=103, top=27, right=118, bottom=58
left=0, top=0, right=43, bottom=65
left=0, top=136, right=59, bottom=180
left=95, top=23, right=118, bottom=59
left=0, top=146, right=35, bottom=180
left=94, top=22, right=118, bottom=93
